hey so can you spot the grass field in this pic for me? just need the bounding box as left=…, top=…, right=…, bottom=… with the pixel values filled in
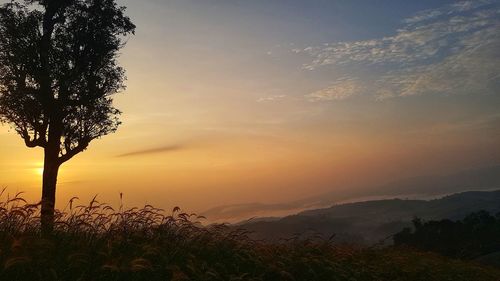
left=1, top=191, right=499, bottom=281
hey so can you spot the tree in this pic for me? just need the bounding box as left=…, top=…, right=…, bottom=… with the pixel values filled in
left=0, top=0, right=135, bottom=234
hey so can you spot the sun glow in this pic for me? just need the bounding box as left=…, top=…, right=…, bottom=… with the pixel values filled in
left=35, top=167, right=44, bottom=175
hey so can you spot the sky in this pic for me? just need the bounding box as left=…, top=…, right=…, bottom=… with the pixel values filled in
left=0, top=0, right=499, bottom=217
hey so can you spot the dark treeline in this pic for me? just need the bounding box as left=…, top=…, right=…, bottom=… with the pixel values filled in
left=394, top=210, right=500, bottom=259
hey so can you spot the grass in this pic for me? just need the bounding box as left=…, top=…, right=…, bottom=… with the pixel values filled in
left=1, top=190, right=499, bottom=281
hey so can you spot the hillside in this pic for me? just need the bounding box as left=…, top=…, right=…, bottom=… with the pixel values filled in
left=238, top=190, right=500, bottom=244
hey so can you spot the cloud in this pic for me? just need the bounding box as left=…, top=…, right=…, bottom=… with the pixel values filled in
left=404, top=0, right=493, bottom=24
left=306, top=77, right=363, bottom=101
left=375, top=26, right=500, bottom=99
left=404, top=9, right=443, bottom=24
left=257, top=94, right=286, bottom=103
left=296, top=0, right=500, bottom=100
left=302, top=6, right=498, bottom=68
left=116, top=145, right=184, bottom=157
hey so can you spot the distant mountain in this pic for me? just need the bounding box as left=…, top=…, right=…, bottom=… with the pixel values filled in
left=202, top=202, right=310, bottom=223
left=203, top=165, right=500, bottom=222
left=362, top=165, right=500, bottom=199
left=238, top=190, right=500, bottom=244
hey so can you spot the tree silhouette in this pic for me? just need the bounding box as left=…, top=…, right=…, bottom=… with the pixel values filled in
left=0, top=0, right=135, bottom=234
left=394, top=211, right=500, bottom=259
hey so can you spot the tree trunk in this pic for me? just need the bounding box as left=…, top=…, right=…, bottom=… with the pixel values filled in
left=41, top=146, right=60, bottom=235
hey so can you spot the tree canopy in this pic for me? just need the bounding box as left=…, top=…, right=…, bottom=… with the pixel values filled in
left=0, top=0, right=135, bottom=164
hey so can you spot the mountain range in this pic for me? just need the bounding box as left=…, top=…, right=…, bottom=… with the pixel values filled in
left=203, top=165, right=500, bottom=223
left=236, top=189, right=500, bottom=244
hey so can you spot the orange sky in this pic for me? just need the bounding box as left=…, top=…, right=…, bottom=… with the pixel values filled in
left=1, top=0, right=500, bottom=215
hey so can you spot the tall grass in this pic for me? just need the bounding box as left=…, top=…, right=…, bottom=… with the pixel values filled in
left=1, top=189, right=499, bottom=281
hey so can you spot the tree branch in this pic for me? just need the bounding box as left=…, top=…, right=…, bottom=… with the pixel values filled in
left=58, top=139, right=89, bottom=164
left=21, top=129, right=46, bottom=148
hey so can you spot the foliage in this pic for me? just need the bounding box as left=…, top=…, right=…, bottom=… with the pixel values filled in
left=394, top=210, right=500, bottom=259
left=1, top=190, right=499, bottom=281
left=0, top=0, right=135, bottom=160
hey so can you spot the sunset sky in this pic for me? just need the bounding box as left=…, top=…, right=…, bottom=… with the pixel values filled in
left=0, top=0, right=499, bottom=216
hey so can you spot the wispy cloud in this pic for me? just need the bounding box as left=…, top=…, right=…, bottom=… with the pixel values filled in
left=403, top=9, right=443, bottom=24
left=306, top=77, right=362, bottom=102
left=404, top=0, right=493, bottom=24
left=296, top=0, right=500, bottom=100
left=116, top=145, right=184, bottom=157
left=375, top=24, right=500, bottom=99
left=257, top=94, right=286, bottom=103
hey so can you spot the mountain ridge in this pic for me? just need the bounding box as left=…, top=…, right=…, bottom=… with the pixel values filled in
left=203, top=165, right=500, bottom=222
left=237, top=189, right=500, bottom=244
